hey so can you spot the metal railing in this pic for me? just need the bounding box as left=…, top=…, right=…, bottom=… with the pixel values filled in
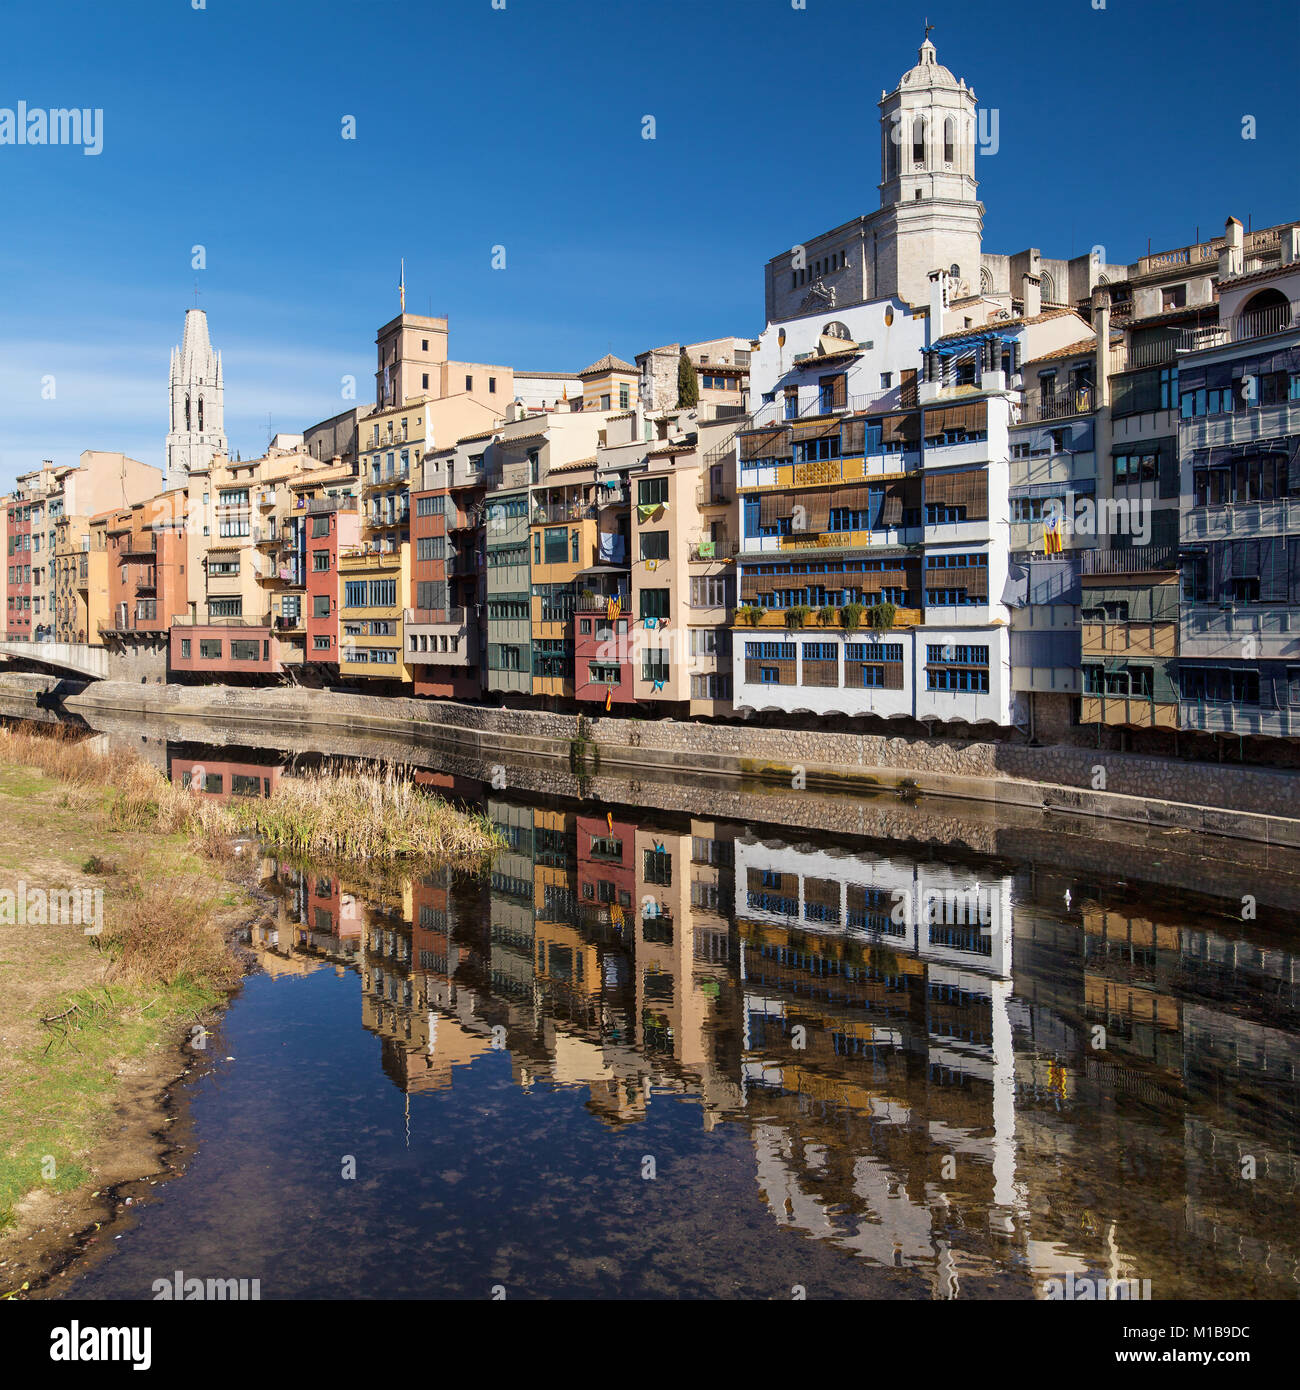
left=403, top=607, right=468, bottom=627
left=1109, top=338, right=1180, bottom=373
left=695, top=484, right=730, bottom=507
left=1021, top=385, right=1095, bottom=422
left=574, top=591, right=630, bottom=613
left=1077, top=545, right=1177, bottom=575
left=532, top=501, right=595, bottom=524
left=689, top=539, right=739, bottom=561
left=172, top=613, right=272, bottom=628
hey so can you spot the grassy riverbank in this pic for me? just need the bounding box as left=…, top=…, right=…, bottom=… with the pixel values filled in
left=0, top=751, right=250, bottom=1293
left=0, top=724, right=498, bottom=1293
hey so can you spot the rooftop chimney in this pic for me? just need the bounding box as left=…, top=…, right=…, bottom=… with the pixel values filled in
left=928, top=268, right=949, bottom=338
left=1219, top=217, right=1244, bottom=280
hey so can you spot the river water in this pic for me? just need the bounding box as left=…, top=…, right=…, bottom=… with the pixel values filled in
left=46, top=726, right=1300, bottom=1301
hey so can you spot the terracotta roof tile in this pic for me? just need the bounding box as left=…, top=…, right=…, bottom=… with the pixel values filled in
left=578, top=353, right=636, bottom=376
left=1022, top=337, right=1106, bottom=367
left=932, top=307, right=1080, bottom=346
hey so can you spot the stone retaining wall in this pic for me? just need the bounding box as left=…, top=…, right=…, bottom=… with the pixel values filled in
left=64, top=681, right=1300, bottom=837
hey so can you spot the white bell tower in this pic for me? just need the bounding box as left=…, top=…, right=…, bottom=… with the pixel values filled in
left=874, top=30, right=984, bottom=308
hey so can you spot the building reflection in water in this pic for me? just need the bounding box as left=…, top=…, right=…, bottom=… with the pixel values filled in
left=214, top=758, right=1297, bottom=1299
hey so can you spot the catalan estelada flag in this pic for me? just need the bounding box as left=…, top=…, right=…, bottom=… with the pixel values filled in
left=1043, top=513, right=1063, bottom=556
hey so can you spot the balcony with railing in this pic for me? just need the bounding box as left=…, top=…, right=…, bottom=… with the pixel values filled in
left=1021, top=385, right=1095, bottom=423
left=695, top=483, right=731, bottom=507
left=594, top=481, right=628, bottom=507
left=99, top=599, right=167, bottom=634
left=1109, top=339, right=1180, bottom=374
left=1078, top=545, right=1177, bottom=575
left=339, top=547, right=400, bottom=570
left=532, top=499, right=595, bottom=525
left=1179, top=300, right=1298, bottom=354
left=1182, top=497, right=1300, bottom=541
left=574, top=589, right=630, bottom=613
left=172, top=613, right=271, bottom=627
left=689, top=538, right=739, bottom=561
left=366, top=459, right=411, bottom=486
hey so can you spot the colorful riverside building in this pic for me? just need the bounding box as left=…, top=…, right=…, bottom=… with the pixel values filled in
left=293, top=460, right=362, bottom=673
left=732, top=271, right=1094, bottom=728
left=338, top=542, right=412, bottom=686
left=97, top=491, right=188, bottom=683
left=1175, top=240, right=1300, bottom=742
left=340, top=302, right=581, bottom=692
left=570, top=406, right=741, bottom=717
left=171, top=438, right=350, bottom=681
left=5, top=452, right=160, bottom=642
left=479, top=399, right=631, bottom=702
left=405, top=431, right=495, bottom=699
left=1015, top=216, right=1300, bottom=748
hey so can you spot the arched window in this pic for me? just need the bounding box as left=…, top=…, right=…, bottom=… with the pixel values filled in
left=1042, top=271, right=1057, bottom=305
left=912, top=114, right=926, bottom=164
left=1237, top=288, right=1291, bottom=337
left=980, top=266, right=994, bottom=295
left=943, top=117, right=955, bottom=164
left=197, top=396, right=204, bottom=432
left=887, top=123, right=898, bottom=179
left=184, top=394, right=191, bottom=430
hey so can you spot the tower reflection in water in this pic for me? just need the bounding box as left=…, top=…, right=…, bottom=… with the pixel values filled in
left=240, top=786, right=1299, bottom=1300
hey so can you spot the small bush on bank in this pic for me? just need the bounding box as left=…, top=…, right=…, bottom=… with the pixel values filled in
left=104, top=874, right=241, bottom=990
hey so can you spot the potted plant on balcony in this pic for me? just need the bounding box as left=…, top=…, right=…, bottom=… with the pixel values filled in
left=840, top=602, right=864, bottom=631
left=867, top=600, right=896, bottom=631
left=817, top=604, right=838, bottom=627
left=785, top=604, right=811, bottom=629
left=737, top=605, right=764, bottom=627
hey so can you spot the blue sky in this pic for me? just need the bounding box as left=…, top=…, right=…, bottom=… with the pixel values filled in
left=0, top=0, right=1295, bottom=489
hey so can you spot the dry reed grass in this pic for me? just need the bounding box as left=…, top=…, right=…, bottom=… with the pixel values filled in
left=1, top=722, right=499, bottom=868
left=227, top=762, right=500, bottom=865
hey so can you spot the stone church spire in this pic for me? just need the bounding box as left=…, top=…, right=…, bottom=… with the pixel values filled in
left=166, top=307, right=227, bottom=487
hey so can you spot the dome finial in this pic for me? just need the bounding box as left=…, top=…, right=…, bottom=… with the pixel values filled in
left=921, top=17, right=936, bottom=60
